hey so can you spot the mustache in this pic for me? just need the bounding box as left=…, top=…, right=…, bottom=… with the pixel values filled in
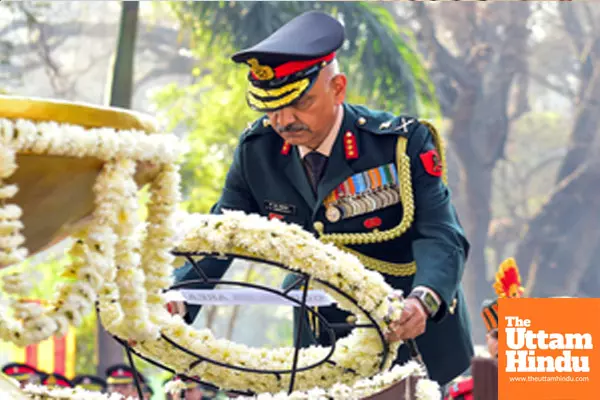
left=276, top=123, right=310, bottom=133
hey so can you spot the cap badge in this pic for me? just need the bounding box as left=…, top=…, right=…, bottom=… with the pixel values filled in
left=246, top=58, right=275, bottom=81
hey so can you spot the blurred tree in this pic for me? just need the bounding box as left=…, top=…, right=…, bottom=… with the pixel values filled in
left=515, top=3, right=600, bottom=298
left=0, top=1, right=73, bottom=95
left=410, top=1, right=533, bottom=336
left=489, top=111, right=569, bottom=268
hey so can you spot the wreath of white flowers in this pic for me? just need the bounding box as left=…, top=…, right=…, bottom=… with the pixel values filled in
left=21, top=383, right=127, bottom=400
left=235, top=361, right=441, bottom=400
left=15, top=363, right=441, bottom=400
left=127, top=210, right=405, bottom=394
left=0, top=109, right=438, bottom=399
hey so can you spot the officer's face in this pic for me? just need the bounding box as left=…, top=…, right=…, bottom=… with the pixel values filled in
left=184, top=387, right=204, bottom=400
left=267, top=66, right=347, bottom=148
left=108, top=383, right=139, bottom=398
left=487, top=329, right=498, bottom=358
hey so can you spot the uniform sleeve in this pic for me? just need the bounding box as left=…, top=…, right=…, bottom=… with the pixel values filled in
left=211, top=139, right=260, bottom=214
left=407, top=122, right=470, bottom=322
left=173, top=141, right=259, bottom=323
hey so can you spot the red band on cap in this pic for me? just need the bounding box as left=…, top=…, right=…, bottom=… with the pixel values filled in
left=274, top=52, right=335, bottom=79
left=4, top=366, right=36, bottom=375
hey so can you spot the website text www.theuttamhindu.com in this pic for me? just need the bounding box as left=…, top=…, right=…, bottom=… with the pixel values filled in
left=509, top=376, right=590, bottom=383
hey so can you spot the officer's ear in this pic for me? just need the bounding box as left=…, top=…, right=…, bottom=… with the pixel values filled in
left=330, top=74, right=347, bottom=105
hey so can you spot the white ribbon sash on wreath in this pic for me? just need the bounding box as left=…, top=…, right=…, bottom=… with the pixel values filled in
left=166, top=289, right=336, bottom=307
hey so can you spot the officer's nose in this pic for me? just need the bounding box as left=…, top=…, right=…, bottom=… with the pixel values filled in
left=273, top=107, right=296, bottom=129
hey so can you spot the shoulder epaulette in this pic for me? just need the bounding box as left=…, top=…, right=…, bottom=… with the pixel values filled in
left=240, top=116, right=273, bottom=143
left=355, top=113, right=420, bottom=137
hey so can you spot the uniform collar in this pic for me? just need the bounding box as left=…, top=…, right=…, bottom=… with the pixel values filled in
left=297, top=105, right=344, bottom=159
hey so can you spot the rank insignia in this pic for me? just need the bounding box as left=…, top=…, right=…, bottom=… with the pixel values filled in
left=394, top=117, right=415, bottom=133
left=280, top=141, right=291, bottom=155
left=344, top=131, right=358, bottom=160
left=323, top=163, right=400, bottom=223
left=419, top=149, right=443, bottom=177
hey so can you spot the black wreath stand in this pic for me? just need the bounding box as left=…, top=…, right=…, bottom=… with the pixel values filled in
left=110, top=252, right=428, bottom=399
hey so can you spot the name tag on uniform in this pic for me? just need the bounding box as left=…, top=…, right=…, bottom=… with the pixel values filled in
left=264, top=200, right=297, bottom=216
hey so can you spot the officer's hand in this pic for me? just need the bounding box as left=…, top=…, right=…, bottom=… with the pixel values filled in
left=385, top=298, right=427, bottom=342
left=166, top=301, right=187, bottom=317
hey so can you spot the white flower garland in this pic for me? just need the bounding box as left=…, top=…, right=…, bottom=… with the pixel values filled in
left=0, top=117, right=186, bottom=346
left=234, top=361, right=441, bottom=400
left=0, top=145, right=28, bottom=267
left=130, top=211, right=404, bottom=394
left=22, top=384, right=127, bottom=400
left=140, top=163, right=181, bottom=327
left=0, top=119, right=184, bottom=163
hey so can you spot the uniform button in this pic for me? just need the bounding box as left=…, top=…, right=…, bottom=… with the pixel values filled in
left=357, top=117, right=366, bottom=125
left=449, top=298, right=458, bottom=314
left=313, top=221, right=324, bottom=234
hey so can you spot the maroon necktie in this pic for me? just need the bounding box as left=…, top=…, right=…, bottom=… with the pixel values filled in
left=303, top=151, right=328, bottom=193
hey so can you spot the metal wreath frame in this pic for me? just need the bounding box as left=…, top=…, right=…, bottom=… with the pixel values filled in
left=112, top=251, right=394, bottom=399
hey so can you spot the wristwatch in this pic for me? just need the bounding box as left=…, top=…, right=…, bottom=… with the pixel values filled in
left=408, top=289, right=441, bottom=318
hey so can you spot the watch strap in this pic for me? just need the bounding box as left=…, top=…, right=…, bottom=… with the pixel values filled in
left=409, top=288, right=440, bottom=317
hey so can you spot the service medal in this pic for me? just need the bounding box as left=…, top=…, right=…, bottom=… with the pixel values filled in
left=325, top=205, right=342, bottom=223
left=341, top=202, right=354, bottom=219
left=363, top=192, right=378, bottom=211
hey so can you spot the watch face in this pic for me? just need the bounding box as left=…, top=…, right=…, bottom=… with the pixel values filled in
left=424, top=293, right=439, bottom=312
